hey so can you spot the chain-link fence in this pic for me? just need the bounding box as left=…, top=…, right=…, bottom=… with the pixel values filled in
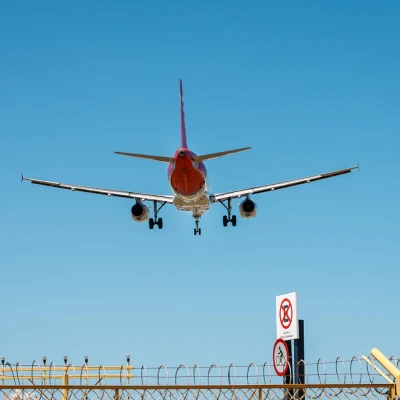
left=0, top=384, right=396, bottom=400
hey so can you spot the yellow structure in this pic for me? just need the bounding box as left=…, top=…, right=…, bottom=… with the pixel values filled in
left=0, top=383, right=396, bottom=400
left=370, top=348, right=400, bottom=397
left=0, top=349, right=398, bottom=400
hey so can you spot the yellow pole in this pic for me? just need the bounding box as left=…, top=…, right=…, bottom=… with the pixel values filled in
left=43, top=358, right=47, bottom=384
left=371, top=348, right=400, bottom=396
left=62, top=374, right=69, bottom=400
left=362, top=356, right=393, bottom=384
left=126, top=356, right=130, bottom=385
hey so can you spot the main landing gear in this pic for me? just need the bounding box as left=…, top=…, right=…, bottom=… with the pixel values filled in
left=219, top=198, right=237, bottom=227
left=193, top=214, right=201, bottom=236
left=149, top=200, right=166, bottom=230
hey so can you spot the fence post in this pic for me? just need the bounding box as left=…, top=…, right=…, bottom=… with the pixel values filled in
left=115, top=389, right=119, bottom=400
left=62, top=374, right=69, bottom=400
left=371, top=348, right=400, bottom=398
left=390, top=385, right=396, bottom=400
left=127, top=355, right=131, bottom=385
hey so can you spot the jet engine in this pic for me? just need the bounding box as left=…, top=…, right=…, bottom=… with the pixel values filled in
left=239, top=198, right=257, bottom=219
left=131, top=202, right=149, bottom=222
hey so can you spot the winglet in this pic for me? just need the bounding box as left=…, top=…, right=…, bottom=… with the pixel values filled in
left=21, top=173, right=24, bottom=183
left=357, top=161, right=360, bottom=171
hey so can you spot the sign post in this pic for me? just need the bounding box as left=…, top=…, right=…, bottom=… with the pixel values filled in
left=276, top=292, right=304, bottom=399
left=294, top=319, right=305, bottom=398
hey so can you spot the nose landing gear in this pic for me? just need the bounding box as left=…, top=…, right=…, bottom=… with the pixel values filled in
left=193, top=214, right=202, bottom=235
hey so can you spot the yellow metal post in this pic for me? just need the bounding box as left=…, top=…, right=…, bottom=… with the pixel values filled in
left=43, top=358, right=47, bottom=384
left=390, top=385, right=396, bottom=400
left=62, top=374, right=69, bottom=400
left=126, top=355, right=130, bottom=385
left=371, top=348, right=400, bottom=396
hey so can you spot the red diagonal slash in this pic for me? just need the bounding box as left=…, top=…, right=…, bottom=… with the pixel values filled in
left=279, top=298, right=293, bottom=329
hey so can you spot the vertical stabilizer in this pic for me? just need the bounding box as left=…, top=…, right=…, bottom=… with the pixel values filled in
left=180, top=79, right=188, bottom=148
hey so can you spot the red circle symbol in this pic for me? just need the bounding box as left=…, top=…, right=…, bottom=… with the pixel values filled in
left=279, top=298, right=293, bottom=329
left=273, top=338, right=289, bottom=377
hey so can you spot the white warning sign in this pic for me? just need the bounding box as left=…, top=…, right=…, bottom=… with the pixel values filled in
left=276, top=292, right=299, bottom=340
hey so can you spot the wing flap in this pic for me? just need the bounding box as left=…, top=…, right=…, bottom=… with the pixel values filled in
left=23, top=177, right=174, bottom=203
left=212, top=165, right=358, bottom=202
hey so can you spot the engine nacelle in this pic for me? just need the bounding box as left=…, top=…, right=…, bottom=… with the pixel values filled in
left=131, top=202, right=149, bottom=222
left=239, top=198, right=257, bottom=219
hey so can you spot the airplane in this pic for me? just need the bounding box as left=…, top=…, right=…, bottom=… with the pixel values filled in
left=22, top=80, right=358, bottom=236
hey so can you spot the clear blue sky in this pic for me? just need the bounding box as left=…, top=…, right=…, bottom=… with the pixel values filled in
left=1, top=1, right=399, bottom=369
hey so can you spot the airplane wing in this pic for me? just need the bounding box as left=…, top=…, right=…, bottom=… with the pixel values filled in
left=211, top=165, right=358, bottom=202
left=22, top=176, right=174, bottom=203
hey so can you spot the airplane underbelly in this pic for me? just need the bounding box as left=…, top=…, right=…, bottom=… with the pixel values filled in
left=173, top=194, right=211, bottom=213
left=170, top=167, right=206, bottom=202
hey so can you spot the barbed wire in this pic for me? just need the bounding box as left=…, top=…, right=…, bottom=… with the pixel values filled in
left=0, top=356, right=398, bottom=387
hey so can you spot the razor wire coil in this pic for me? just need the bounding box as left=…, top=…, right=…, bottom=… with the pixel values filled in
left=0, top=356, right=398, bottom=389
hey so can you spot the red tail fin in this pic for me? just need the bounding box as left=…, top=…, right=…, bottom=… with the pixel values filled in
left=180, top=79, right=188, bottom=148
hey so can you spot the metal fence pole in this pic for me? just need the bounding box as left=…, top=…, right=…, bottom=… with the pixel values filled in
left=62, top=374, right=69, bottom=400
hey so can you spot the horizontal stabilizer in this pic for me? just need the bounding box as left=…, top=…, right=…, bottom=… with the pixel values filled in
left=114, top=151, right=174, bottom=163
left=193, top=147, right=251, bottom=162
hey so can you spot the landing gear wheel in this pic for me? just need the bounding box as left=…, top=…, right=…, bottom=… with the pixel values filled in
left=149, top=218, right=155, bottom=229
left=220, top=198, right=239, bottom=229
left=193, top=214, right=202, bottom=236
left=148, top=200, right=166, bottom=231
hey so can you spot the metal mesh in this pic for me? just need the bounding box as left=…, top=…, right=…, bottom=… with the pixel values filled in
left=0, top=385, right=395, bottom=400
